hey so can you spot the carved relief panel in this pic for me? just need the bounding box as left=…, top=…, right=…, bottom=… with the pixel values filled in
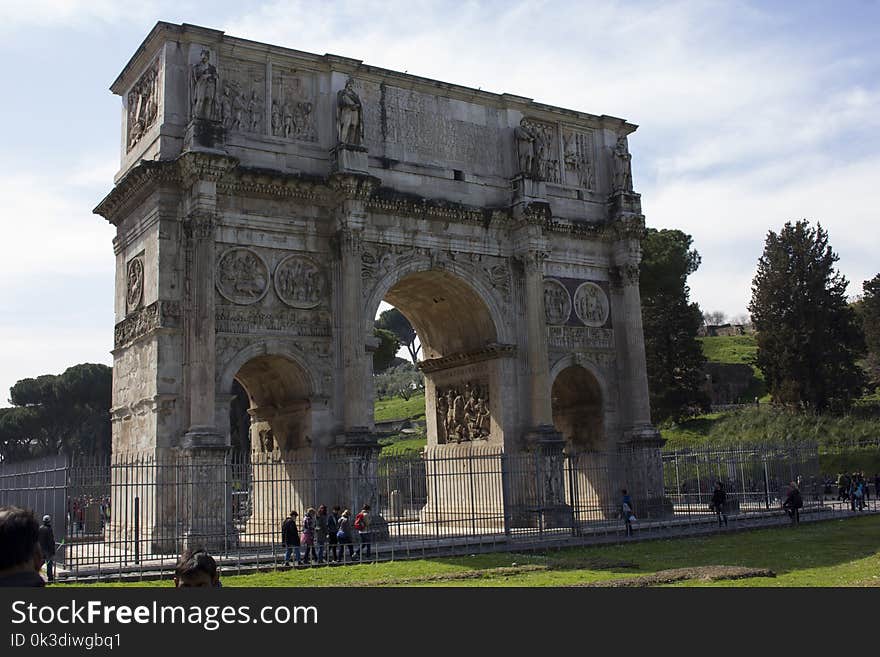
left=126, top=59, right=160, bottom=151
left=216, top=248, right=270, bottom=304
left=274, top=255, right=327, bottom=309
left=562, top=129, right=595, bottom=189
left=543, top=279, right=571, bottom=325
left=218, top=60, right=266, bottom=135
left=520, top=119, right=561, bottom=183
left=270, top=66, right=317, bottom=142
left=544, top=277, right=610, bottom=329
left=436, top=381, right=490, bottom=444
left=126, top=254, right=145, bottom=313
left=573, top=282, right=609, bottom=327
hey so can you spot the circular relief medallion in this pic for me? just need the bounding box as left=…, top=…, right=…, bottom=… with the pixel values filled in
left=543, top=278, right=571, bottom=325
left=274, top=254, right=327, bottom=309
left=126, top=257, right=144, bottom=311
left=573, top=281, right=609, bottom=327
left=216, top=248, right=269, bottom=305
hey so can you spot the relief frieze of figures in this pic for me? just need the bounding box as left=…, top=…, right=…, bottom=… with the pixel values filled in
left=436, top=381, right=491, bottom=444
left=114, top=301, right=181, bottom=348
left=562, top=129, right=595, bottom=189
left=218, top=61, right=266, bottom=136
left=543, top=279, right=610, bottom=328
left=126, top=59, right=160, bottom=151
left=271, top=68, right=317, bottom=142
left=515, top=118, right=561, bottom=183
left=547, top=326, right=614, bottom=351
left=215, top=305, right=331, bottom=336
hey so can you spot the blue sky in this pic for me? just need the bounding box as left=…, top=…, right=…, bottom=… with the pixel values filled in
left=1, top=0, right=878, bottom=405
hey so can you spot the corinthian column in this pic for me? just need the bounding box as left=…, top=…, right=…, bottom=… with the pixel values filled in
left=522, top=249, right=555, bottom=430
left=612, top=263, right=653, bottom=433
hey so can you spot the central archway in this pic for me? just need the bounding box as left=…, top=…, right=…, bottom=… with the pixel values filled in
left=370, top=266, right=515, bottom=529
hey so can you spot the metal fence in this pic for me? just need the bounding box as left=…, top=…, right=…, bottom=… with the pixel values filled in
left=0, top=443, right=830, bottom=579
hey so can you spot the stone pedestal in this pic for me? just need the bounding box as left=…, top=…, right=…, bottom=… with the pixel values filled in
left=332, top=143, right=369, bottom=173
left=178, top=445, right=237, bottom=552
left=184, top=118, right=225, bottom=152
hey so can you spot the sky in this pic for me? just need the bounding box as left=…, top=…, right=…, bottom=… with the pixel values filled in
left=0, top=0, right=878, bottom=406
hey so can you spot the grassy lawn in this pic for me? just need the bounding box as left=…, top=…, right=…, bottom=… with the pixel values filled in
left=374, top=392, right=426, bottom=423
left=62, top=515, right=880, bottom=587
left=699, top=334, right=758, bottom=367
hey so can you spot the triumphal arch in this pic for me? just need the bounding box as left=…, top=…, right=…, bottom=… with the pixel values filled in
left=95, top=22, right=662, bottom=549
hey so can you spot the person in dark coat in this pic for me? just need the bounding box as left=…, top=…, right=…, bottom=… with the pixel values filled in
left=38, top=515, right=56, bottom=582
left=0, top=506, right=45, bottom=587
left=281, top=511, right=301, bottom=566
left=782, top=482, right=803, bottom=524
left=711, top=481, right=728, bottom=527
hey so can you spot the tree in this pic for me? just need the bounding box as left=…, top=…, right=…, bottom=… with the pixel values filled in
left=640, top=228, right=709, bottom=422
left=703, top=310, right=726, bottom=326
left=860, top=273, right=880, bottom=388
left=374, top=363, right=424, bottom=401
left=376, top=307, right=420, bottom=363
left=0, top=363, right=112, bottom=462
left=373, top=328, right=401, bottom=373
left=749, top=220, right=865, bottom=412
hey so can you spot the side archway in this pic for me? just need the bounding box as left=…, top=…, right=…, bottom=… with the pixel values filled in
left=551, top=361, right=606, bottom=452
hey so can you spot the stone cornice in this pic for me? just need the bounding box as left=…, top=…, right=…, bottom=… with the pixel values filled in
left=418, top=343, right=517, bottom=374
left=328, top=171, right=382, bottom=201
left=94, top=160, right=180, bottom=226
left=367, top=189, right=510, bottom=228
left=178, top=151, right=239, bottom=186
left=217, top=167, right=327, bottom=202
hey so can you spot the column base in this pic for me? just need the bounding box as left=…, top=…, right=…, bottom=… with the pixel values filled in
left=523, top=425, right=564, bottom=449
left=624, top=424, right=664, bottom=448
left=181, top=426, right=227, bottom=449
left=511, top=175, right=547, bottom=203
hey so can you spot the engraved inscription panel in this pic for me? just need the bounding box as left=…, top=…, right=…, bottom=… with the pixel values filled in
left=361, top=83, right=505, bottom=172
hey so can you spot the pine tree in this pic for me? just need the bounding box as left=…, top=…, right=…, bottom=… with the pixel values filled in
left=640, top=228, right=708, bottom=422
left=749, top=220, right=865, bottom=412
left=861, top=274, right=880, bottom=389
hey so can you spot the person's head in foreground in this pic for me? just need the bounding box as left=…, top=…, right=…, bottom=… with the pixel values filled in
left=0, top=505, right=44, bottom=587
left=174, top=548, right=220, bottom=588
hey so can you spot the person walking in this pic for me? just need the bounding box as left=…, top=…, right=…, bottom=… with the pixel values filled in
left=315, top=505, right=329, bottom=564
left=782, top=482, right=803, bottom=525
left=301, top=507, right=317, bottom=564
left=37, top=515, right=56, bottom=583
left=711, top=481, right=728, bottom=527
left=281, top=511, right=301, bottom=566
left=353, top=504, right=372, bottom=559
left=336, top=509, right=355, bottom=561
left=327, top=506, right=340, bottom=562
left=620, top=489, right=635, bottom=537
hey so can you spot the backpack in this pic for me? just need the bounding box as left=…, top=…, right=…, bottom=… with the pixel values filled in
left=354, top=512, right=366, bottom=531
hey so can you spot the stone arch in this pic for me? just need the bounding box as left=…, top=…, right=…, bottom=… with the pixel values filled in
left=364, top=258, right=514, bottom=355
left=550, top=358, right=606, bottom=452
left=219, top=341, right=317, bottom=454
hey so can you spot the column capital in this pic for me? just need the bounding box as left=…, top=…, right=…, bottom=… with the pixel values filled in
left=177, top=150, right=238, bottom=187
left=328, top=171, right=381, bottom=202
left=609, top=263, right=640, bottom=289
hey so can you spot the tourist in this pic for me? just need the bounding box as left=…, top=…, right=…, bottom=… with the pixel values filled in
left=782, top=482, right=803, bottom=525
left=336, top=509, right=355, bottom=561
left=711, top=481, right=728, bottom=527
left=327, top=505, right=341, bottom=562
left=174, top=548, right=221, bottom=587
left=301, top=507, right=317, bottom=564
left=353, top=503, right=372, bottom=559
left=0, top=506, right=45, bottom=587
left=281, top=510, right=301, bottom=566
left=315, top=505, right=329, bottom=563
left=38, top=514, right=56, bottom=582
left=620, top=489, right=634, bottom=537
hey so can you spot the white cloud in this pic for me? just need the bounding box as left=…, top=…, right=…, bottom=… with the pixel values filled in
left=0, top=0, right=161, bottom=32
